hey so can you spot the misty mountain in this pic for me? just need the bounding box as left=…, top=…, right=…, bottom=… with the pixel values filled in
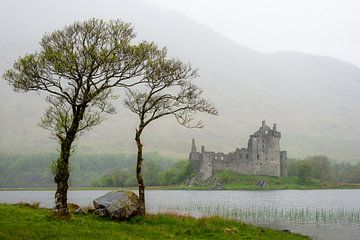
left=0, top=0, right=359, bottom=161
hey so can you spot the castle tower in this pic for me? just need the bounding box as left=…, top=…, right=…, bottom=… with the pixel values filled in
left=191, top=138, right=197, bottom=153
left=189, top=139, right=201, bottom=173
left=248, top=121, right=282, bottom=176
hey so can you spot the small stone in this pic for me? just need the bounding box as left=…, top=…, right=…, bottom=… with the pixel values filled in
left=68, top=202, right=80, bottom=212
left=75, top=207, right=84, bottom=215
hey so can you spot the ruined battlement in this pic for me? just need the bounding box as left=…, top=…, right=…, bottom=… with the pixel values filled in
left=189, top=121, right=287, bottom=181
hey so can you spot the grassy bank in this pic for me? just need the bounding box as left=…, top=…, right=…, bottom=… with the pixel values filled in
left=174, top=172, right=360, bottom=190
left=0, top=204, right=309, bottom=240
left=216, top=172, right=360, bottom=190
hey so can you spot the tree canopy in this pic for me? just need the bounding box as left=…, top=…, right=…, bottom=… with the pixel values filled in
left=3, top=18, right=162, bottom=215
left=124, top=48, right=218, bottom=215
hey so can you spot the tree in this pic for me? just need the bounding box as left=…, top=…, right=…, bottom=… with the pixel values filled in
left=159, top=160, right=193, bottom=185
left=124, top=51, right=218, bottom=215
left=306, top=155, right=332, bottom=181
left=3, top=18, right=158, bottom=216
left=298, top=163, right=312, bottom=185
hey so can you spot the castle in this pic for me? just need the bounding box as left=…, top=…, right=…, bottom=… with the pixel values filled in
left=189, top=121, right=287, bottom=181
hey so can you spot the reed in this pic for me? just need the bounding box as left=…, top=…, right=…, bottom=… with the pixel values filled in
left=156, top=202, right=360, bottom=226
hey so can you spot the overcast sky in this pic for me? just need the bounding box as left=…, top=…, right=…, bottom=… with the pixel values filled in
left=147, top=0, right=360, bottom=67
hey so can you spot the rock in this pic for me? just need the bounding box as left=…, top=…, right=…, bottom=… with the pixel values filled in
left=94, top=208, right=107, bottom=217
left=188, top=175, right=223, bottom=188
left=68, top=202, right=80, bottom=212
left=93, top=191, right=139, bottom=221
left=75, top=207, right=85, bottom=215
left=256, top=180, right=268, bottom=187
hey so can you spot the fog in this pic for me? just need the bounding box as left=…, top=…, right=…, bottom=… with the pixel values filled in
left=148, top=0, right=360, bottom=67
left=0, top=0, right=359, bottom=162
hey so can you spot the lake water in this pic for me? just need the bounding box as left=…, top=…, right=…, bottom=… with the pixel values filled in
left=0, top=189, right=359, bottom=240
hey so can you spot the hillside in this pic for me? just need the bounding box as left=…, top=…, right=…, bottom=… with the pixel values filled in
left=0, top=0, right=359, bottom=161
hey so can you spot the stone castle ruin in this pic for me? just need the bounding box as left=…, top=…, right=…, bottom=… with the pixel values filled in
left=189, top=121, right=287, bottom=182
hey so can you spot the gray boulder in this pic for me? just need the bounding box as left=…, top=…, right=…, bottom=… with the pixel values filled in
left=93, top=191, right=139, bottom=220
left=256, top=180, right=268, bottom=187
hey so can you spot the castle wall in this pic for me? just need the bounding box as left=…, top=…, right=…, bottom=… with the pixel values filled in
left=212, top=148, right=254, bottom=175
left=261, top=132, right=281, bottom=176
left=280, top=151, right=288, bottom=176
left=198, top=148, right=214, bottom=181
left=189, top=121, right=287, bottom=180
left=189, top=152, right=201, bottom=173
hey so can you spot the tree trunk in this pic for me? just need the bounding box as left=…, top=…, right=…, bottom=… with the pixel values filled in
left=135, top=128, right=145, bottom=215
left=54, top=139, right=72, bottom=216
left=53, top=105, right=85, bottom=216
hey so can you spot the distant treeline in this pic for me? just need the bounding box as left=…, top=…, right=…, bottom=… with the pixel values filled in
left=1, top=153, right=359, bottom=188
left=0, top=152, right=187, bottom=188
left=288, top=156, right=360, bottom=184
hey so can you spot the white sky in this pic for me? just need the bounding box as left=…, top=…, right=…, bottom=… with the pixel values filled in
left=147, top=0, right=360, bottom=67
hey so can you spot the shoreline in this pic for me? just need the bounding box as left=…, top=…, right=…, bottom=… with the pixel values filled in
left=1, top=184, right=360, bottom=191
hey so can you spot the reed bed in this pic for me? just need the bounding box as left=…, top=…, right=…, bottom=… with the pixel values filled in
left=154, top=202, right=360, bottom=226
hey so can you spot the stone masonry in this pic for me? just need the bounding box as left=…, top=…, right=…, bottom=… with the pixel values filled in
left=189, top=121, right=287, bottom=181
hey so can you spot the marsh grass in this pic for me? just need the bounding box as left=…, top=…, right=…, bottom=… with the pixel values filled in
left=157, top=202, right=360, bottom=226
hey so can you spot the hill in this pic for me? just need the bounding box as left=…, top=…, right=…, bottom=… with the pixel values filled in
left=0, top=0, right=359, bottom=161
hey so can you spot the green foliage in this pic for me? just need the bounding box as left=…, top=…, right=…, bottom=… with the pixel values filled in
left=159, top=160, right=193, bottom=185
left=297, top=164, right=312, bottom=185
left=0, top=204, right=309, bottom=240
left=288, top=155, right=360, bottom=183
left=93, top=159, right=190, bottom=187
left=0, top=152, right=177, bottom=188
left=332, top=161, right=360, bottom=183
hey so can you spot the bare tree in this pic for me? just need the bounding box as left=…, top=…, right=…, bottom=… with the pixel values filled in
left=3, top=19, right=160, bottom=216
left=124, top=50, right=218, bottom=215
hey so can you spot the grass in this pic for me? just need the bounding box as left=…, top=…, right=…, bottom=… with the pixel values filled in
left=175, top=171, right=360, bottom=190
left=0, top=204, right=309, bottom=240
left=217, top=172, right=324, bottom=190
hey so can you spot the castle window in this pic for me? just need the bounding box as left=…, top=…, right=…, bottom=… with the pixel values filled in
left=246, top=154, right=249, bottom=158
left=257, top=153, right=259, bottom=159
left=260, top=162, right=262, bottom=166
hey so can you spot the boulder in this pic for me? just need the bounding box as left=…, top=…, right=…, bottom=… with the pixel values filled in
left=256, top=180, right=268, bottom=187
left=93, top=191, right=139, bottom=221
